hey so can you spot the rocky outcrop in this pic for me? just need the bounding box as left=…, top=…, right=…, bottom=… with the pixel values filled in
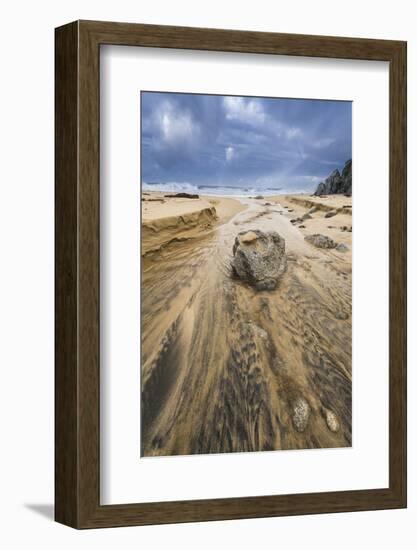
left=314, top=159, right=352, bottom=196
left=231, top=230, right=287, bottom=290
left=341, top=159, right=352, bottom=194
left=164, top=192, right=200, bottom=199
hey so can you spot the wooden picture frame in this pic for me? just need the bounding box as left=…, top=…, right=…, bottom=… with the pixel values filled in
left=55, top=20, right=407, bottom=528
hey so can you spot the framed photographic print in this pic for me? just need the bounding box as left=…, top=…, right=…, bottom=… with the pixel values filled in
left=55, top=20, right=407, bottom=528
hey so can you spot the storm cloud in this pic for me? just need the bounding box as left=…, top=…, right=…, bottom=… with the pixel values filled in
left=141, top=91, right=352, bottom=193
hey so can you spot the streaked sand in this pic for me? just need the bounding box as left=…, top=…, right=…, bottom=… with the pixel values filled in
left=141, top=192, right=352, bottom=457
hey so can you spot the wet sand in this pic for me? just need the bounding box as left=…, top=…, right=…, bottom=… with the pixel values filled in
left=141, top=193, right=352, bottom=456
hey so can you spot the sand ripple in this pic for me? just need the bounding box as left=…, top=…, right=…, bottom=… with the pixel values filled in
left=141, top=198, right=352, bottom=456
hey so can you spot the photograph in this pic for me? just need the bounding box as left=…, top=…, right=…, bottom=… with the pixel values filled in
left=140, top=91, right=353, bottom=457
left=3, top=3, right=405, bottom=537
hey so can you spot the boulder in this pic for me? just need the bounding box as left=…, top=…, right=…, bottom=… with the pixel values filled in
left=231, top=230, right=287, bottom=290
left=336, top=243, right=349, bottom=253
left=305, top=234, right=337, bottom=249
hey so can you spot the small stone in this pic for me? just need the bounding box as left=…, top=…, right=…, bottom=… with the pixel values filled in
left=335, top=311, right=349, bottom=320
left=325, top=410, right=340, bottom=432
left=292, top=397, right=310, bottom=432
left=336, top=243, right=349, bottom=253
left=301, top=213, right=312, bottom=221
left=324, top=210, right=338, bottom=218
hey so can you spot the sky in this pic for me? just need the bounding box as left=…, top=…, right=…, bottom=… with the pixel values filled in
left=141, top=91, right=352, bottom=193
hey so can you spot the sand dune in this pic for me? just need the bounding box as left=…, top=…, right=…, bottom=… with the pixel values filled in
left=141, top=194, right=352, bottom=456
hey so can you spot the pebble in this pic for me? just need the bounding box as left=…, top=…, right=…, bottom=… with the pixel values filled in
left=325, top=410, right=340, bottom=432
left=292, top=397, right=310, bottom=432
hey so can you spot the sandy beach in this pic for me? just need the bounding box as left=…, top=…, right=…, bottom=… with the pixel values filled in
left=141, top=192, right=352, bottom=456
left=142, top=192, right=247, bottom=255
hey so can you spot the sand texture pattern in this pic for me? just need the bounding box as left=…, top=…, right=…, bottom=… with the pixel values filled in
left=141, top=194, right=352, bottom=456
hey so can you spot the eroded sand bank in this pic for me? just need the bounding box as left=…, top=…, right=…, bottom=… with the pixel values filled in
left=142, top=193, right=247, bottom=255
left=141, top=193, right=352, bottom=457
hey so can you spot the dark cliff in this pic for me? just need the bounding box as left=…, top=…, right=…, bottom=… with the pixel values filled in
left=314, top=159, right=352, bottom=196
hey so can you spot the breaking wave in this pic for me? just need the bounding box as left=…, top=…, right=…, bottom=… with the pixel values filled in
left=141, top=181, right=309, bottom=197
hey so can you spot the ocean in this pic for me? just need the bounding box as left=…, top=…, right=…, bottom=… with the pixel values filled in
left=142, top=181, right=311, bottom=197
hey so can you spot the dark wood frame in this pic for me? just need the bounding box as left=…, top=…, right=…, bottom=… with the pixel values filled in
left=55, top=20, right=407, bottom=529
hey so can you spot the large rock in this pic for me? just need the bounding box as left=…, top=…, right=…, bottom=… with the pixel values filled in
left=231, top=230, right=287, bottom=290
left=314, top=159, right=352, bottom=196
left=305, top=234, right=337, bottom=249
